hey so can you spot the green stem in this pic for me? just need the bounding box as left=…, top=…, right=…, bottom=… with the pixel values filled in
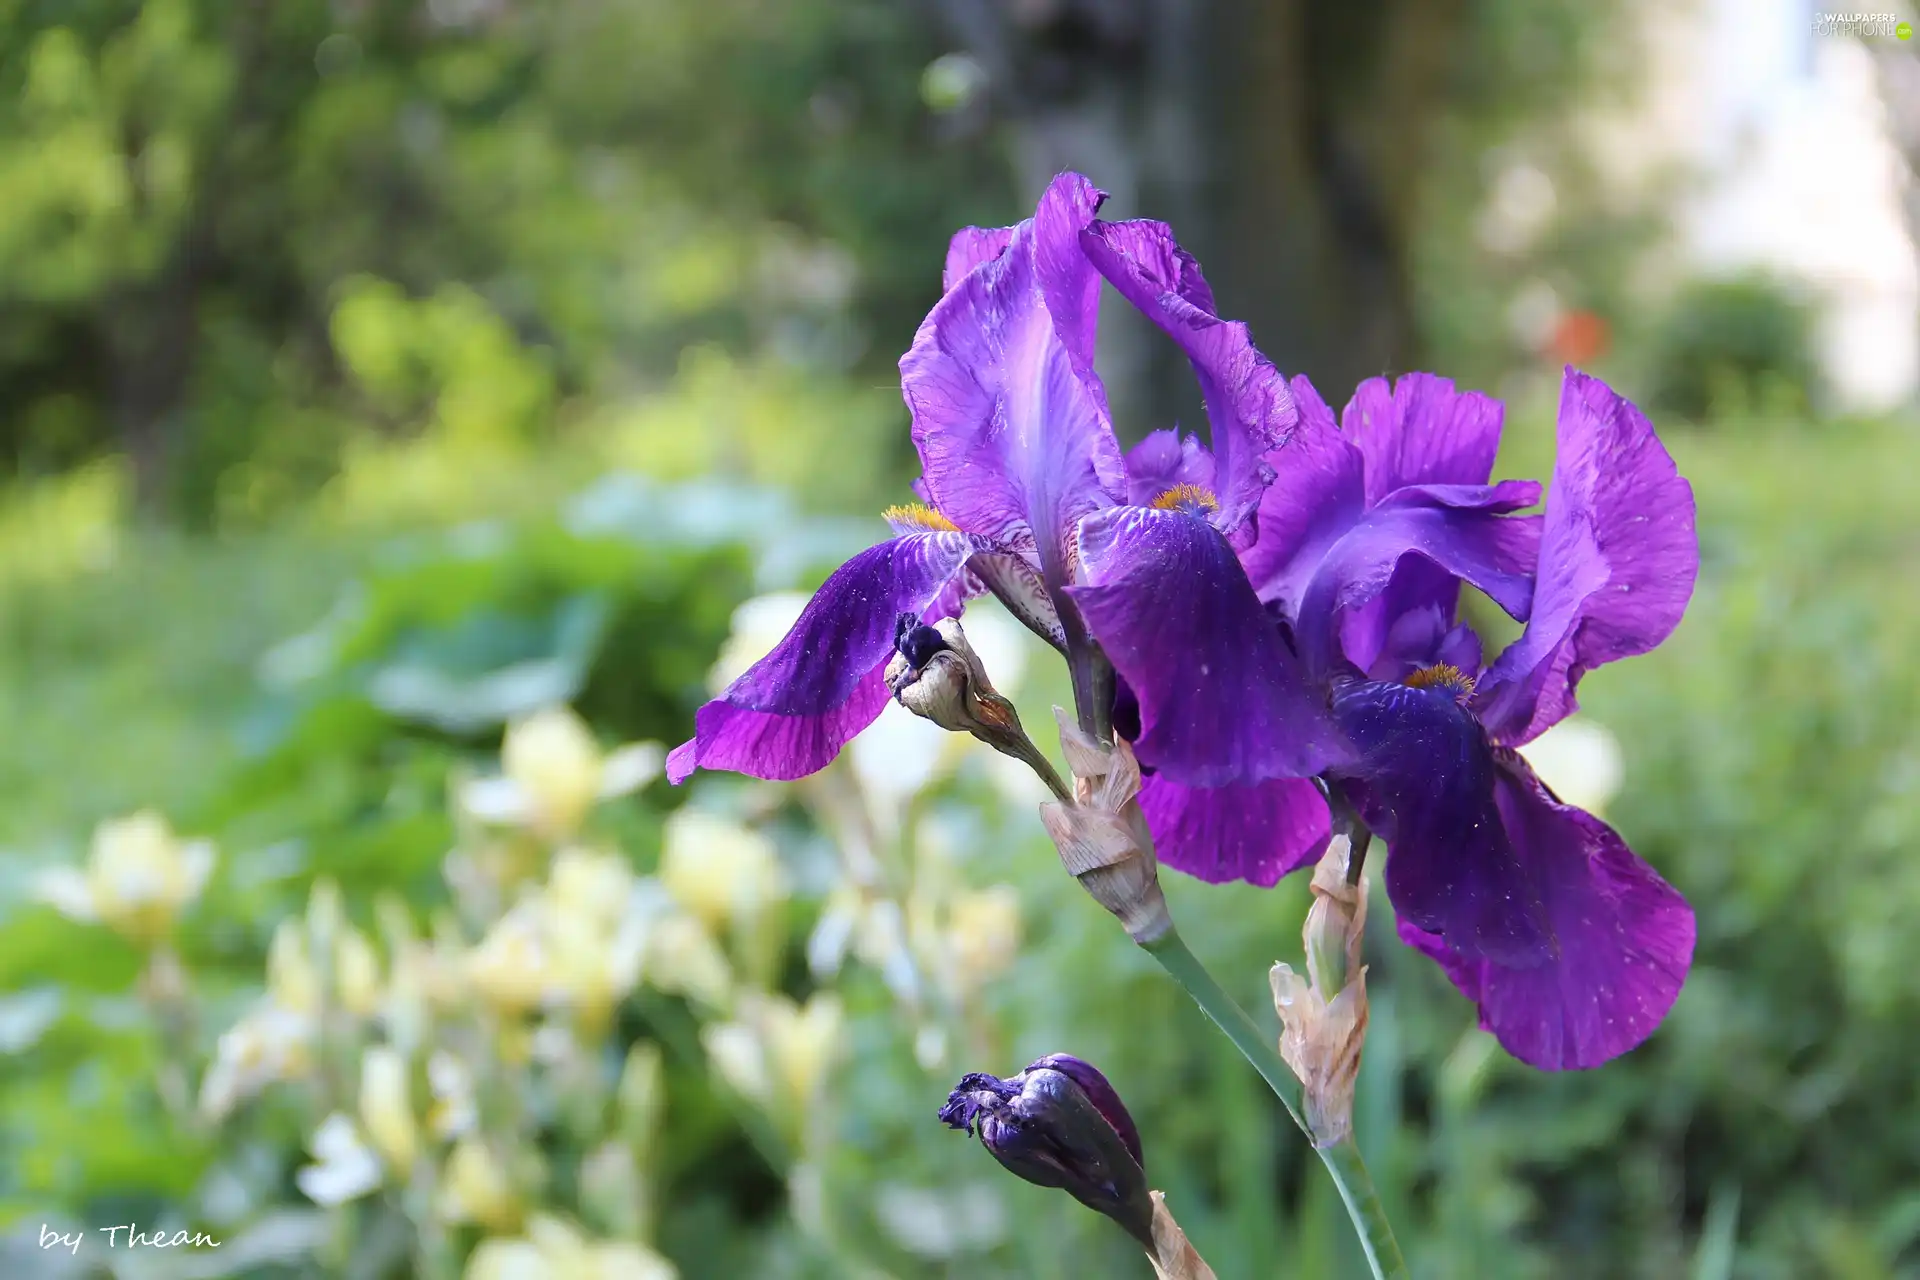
left=1142, top=928, right=1409, bottom=1280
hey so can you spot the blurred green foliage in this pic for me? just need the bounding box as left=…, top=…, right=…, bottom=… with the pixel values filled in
left=0, top=0, right=1009, bottom=520
left=1644, top=273, right=1824, bottom=422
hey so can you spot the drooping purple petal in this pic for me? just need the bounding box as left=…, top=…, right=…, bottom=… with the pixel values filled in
left=1236, top=375, right=1367, bottom=614
left=667, top=532, right=976, bottom=783
left=902, top=173, right=1124, bottom=584
left=944, top=226, right=1017, bottom=292
left=1138, top=774, right=1330, bottom=887
left=1123, top=430, right=1217, bottom=508
left=1400, top=753, right=1694, bottom=1070
left=1329, top=680, right=1551, bottom=966
left=1070, top=506, right=1344, bottom=786
left=1475, top=370, right=1698, bottom=746
left=1082, top=218, right=1294, bottom=534
left=1343, top=373, right=1505, bottom=503
left=1292, top=483, right=1542, bottom=676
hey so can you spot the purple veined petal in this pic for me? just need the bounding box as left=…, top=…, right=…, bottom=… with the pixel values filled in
left=902, top=173, right=1125, bottom=585
left=1343, top=373, right=1505, bottom=504
left=1070, top=506, right=1345, bottom=786
left=1082, top=218, right=1295, bottom=535
left=969, top=548, right=1067, bottom=652
left=1331, top=479, right=1542, bottom=672
left=1123, top=430, right=1217, bottom=508
left=1401, top=752, right=1695, bottom=1071
left=1138, top=773, right=1331, bottom=888
left=667, top=532, right=977, bottom=783
left=1476, top=370, right=1699, bottom=746
left=1293, top=483, right=1542, bottom=676
left=944, top=226, right=1017, bottom=292
left=1237, top=375, right=1368, bottom=615
left=1329, top=680, right=1551, bottom=967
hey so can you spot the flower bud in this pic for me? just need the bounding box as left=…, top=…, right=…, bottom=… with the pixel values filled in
left=939, top=1054, right=1153, bottom=1246
left=884, top=614, right=1069, bottom=800
left=1039, top=709, right=1171, bottom=944
left=1270, top=833, right=1370, bottom=1147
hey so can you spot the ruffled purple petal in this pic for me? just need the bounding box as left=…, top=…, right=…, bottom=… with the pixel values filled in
left=943, top=226, right=1017, bottom=292
left=1343, top=373, right=1505, bottom=503
left=1138, top=774, right=1330, bottom=887
left=1476, top=370, right=1698, bottom=745
left=1399, top=753, right=1695, bottom=1071
left=1070, top=506, right=1344, bottom=786
left=902, top=173, right=1124, bottom=582
left=1082, top=219, right=1294, bottom=534
left=1293, top=483, right=1541, bottom=676
left=1329, top=680, right=1551, bottom=966
left=1123, top=430, right=1217, bottom=508
left=1236, top=375, right=1367, bottom=614
left=667, top=532, right=976, bottom=783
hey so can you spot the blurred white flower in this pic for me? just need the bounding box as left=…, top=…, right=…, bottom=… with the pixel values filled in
left=701, top=1021, right=772, bottom=1105
left=701, top=991, right=843, bottom=1115
left=707, top=592, right=809, bottom=693
left=267, top=916, right=322, bottom=1016
left=37, top=811, right=214, bottom=945
left=296, top=1113, right=384, bottom=1207
left=658, top=810, right=787, bottom=933
left=468, top=901, right=552, bottom=1015
left=461, top=706, right=663, bottom=837
left=954, top=604, right=1029, bottom=695
left=849, top=700, right=955, bottom=813
left=1517, top=716, right=1626, bottom=817
left=643, top=911, right=733, bottom=1009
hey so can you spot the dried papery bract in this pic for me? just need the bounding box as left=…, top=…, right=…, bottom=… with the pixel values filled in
left=1270, top=834, right=1370, bottom=1147
left=1149, top=1192, right=1218, bottom=1280
left=1039, top=708, right=1171, bottom=945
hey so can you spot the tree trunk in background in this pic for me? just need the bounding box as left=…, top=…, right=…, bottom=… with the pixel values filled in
left=931, top=0, right=1468, bottom=437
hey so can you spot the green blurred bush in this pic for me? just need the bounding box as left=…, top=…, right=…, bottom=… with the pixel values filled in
left=1645, top=273, right=1824, bottom=422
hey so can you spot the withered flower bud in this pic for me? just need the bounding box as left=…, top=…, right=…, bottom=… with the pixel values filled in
left=884, top=614, right=1069, bottom=800
left=939, top=1053, right=1153, bottom=1246
left=1039, top=709, right=1171, bottom=944
left=1270, top=833, right=1371, bottom=1147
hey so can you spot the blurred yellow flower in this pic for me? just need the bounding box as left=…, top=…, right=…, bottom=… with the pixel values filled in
left=643, top=913, right=732, bottom=1009
left=703, top=991, right=843, bottom=1115
left=462, top=706, right=663, bottom=838
left=268, top=917, right=322, bottom=1016
left=199, top=1003, right=314, bottom=1120
left=427, top=1050, right=478, bottom=1140
left=948, top=885, right=1022, bottom=987
left=335, top=926, right=383, bottom=1018
left=466, top=1214, right=676, bottom=1280
left=468, top=902, right=552, bottom=1015
left=359, top=1046, right=418, bottom=1171
left=37, top=810, right=214, bottom=945
left=547, top=848, right=634, bottom=935
left=659, top=810, right=787, bottom=934
left=295, top=1113, right=384, bottom=1207
left=440, top=1136, right=522, bottom=1232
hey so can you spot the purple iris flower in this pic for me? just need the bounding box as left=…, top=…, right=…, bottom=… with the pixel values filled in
left=666, top=171, right=1337, bottom=787
left=1117, top=369, right=1699, bottom=1070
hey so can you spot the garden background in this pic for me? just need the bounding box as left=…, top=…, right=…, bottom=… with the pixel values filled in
left=2, top=1, right=1918, bottom=1277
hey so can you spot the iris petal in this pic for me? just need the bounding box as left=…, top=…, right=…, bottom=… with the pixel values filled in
left=1237, top=375, right=1368, bottom=615
left=667, top=532, right=977, bottom=782
left=1138, top=774, right=1330, bottom=887
left=1082, top=218, right=1295, bottom=536
left=902, top=173, right=1124, bottom=584
left=1477, top=369, right=1698, bottom=745
left=1399, top=753, right=1694, bottom=1071
left=1330, top=680, right=1551, bottom=967
left=1343, top=372, right=1505, bottom=503
left=1071, top=506, right=1343, bottom=786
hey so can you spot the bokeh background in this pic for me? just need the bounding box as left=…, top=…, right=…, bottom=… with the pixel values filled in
left=2, top=1, right=1918, bottom=1277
